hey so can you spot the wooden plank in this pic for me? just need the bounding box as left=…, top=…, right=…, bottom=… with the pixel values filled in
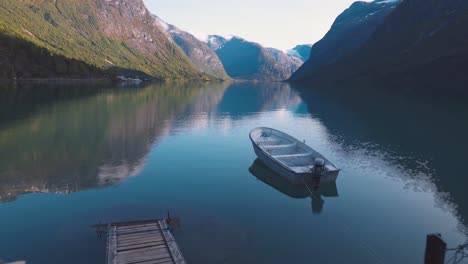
left=118, top=244, right=168, bottom=255
left=134, top=257, right=173, bottom=264
left=117, top=243, right=169, bottom=253
left=118, top=246, right=169, bottom=258
left=118, top=238, right=166, bottom=249
left=107, top=225, right=117, bottom=264
left=120, top=257, right=174, bottom=264
left=117, top=228, right=160, bottom=236
left=117, top=257, right=173, bottom=264
left=119, top=239, right=165, bottom=249
left=117, top=225, right=159, bottom=233
left=116, top=251, right=172, bottom=264
left=117, top=236, right=164, bottom=246
left=117, top=229, right=161, bottom=236
left=118, top=242, right=167, bottom=252
left=117, top=234, right=164, bottom=243
left=117, top=223, right=158, bottom=230
left=118, top=248, right=170, bottom=260
left=117, top=227, right=161, bottom=235
left=117, top=229, right=163, bottom=237
left=117, top=228, right=161, bottom=236
left=159, top=220, right=186, bottom=264
left=118, top=236, right=165, bottom=246
left=118, top=241, right=167, bottom=251
left=117, top=232, right=164, bottom=243
left=117, top=231, right=163, bottom=240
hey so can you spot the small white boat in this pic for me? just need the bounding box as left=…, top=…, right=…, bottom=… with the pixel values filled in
left=249, top=127, right=340, bottom=184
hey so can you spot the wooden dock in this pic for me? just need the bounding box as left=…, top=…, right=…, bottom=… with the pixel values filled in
left=98, top=219, right=186, bottom=264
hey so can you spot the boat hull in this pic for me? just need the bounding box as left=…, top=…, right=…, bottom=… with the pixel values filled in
left=251, top=142, right=338, bottom=185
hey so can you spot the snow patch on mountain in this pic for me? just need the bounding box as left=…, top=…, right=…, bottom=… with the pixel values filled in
left=375, top=0, right=400, bottom=4
left=287, top=49, right=300, bottom=58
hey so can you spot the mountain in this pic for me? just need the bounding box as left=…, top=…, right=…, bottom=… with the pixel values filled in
left=154, top=16, right=229, bottom=80
left=266, top=48, right=303, bottom=75
left=292, top=0, right=468, bottom=95
left=0, top=0, right=206, bottom=80
left=337, top=0, right=468, bottom=89
left=206, top=35, right=301, bottom=81
left=287, top=44, right=312, bottom=62
left=291, top=0, right=401, bottom=80
left=206, top=35, right=230, bottom=51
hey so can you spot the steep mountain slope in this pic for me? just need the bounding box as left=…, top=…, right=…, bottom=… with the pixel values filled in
left=266, top=48, right=303, bottom=75
left=0, top=32, right=107, bottom=79
left=342, top=0, right=468, bottom=83
left=292, top=0, right=468, bottom=94
left=154, top=17, right=229, bottom=80
left=287, top=44, right=312, bottom=62
left=0, top=0, right=205, bottom=80
left=291, top=0, right=401, bottom=80
left=207, top=35, right=299, bottom=81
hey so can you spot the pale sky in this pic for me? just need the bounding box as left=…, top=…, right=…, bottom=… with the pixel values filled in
left=144, top=0, right=366, bottom=50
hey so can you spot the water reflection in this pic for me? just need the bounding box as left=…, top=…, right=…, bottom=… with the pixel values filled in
left=0, top=81, right=231, bottom=201
left=0, top=80, right=467, bottom=263
left=216, top=82, right=302, bottom=118
left=292, top=83, right=468, bottom=236
left=249, top=159, right=338, bottom=214
left=0, top=81, right=302, bottom=202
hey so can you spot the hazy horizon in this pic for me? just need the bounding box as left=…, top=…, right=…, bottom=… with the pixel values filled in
left=144, top=0, right=368, bottom=50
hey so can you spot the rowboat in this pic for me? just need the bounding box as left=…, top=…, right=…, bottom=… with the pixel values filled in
left=249, top=127, right=340, bottom=184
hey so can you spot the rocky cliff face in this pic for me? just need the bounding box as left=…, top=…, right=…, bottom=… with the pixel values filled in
left=154, top=16, right=229, bottom=80
left=0, top=0, right=205, bottom=80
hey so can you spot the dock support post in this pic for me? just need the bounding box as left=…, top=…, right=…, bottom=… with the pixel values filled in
left=424, top=234, right=446, bottom=264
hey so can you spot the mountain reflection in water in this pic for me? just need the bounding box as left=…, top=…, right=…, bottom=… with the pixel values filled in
left=0, top=81, right=233, bottom=201
left=0, top=81, right=300, bottom=202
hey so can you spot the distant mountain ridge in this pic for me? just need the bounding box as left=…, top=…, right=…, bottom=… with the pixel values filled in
left=0, top=0, right=206, bottom=80
left=154, top=16, right=229, bottom=80
left=206, top=35, right=302, bottom=81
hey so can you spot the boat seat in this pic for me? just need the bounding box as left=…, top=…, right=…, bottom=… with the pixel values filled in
left=256, top=139, right=282, bottom=146
left=290, top=166, right=312, bottom=173
left=261, top=142, right=297, bottom=150
left=272, top=152, right=313, bottom=159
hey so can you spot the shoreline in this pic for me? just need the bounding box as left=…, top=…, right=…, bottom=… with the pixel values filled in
left=0, top=78, right=112, bottom=82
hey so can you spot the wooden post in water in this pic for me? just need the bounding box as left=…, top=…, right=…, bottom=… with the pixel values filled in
left=424, top=234, right=446, bottom=264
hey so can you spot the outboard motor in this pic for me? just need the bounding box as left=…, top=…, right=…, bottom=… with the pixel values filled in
left=312, top=158, right=325, bottom=176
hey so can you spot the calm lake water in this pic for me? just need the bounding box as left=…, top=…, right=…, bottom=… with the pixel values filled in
left=0, top=81, right=467, bottom=264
